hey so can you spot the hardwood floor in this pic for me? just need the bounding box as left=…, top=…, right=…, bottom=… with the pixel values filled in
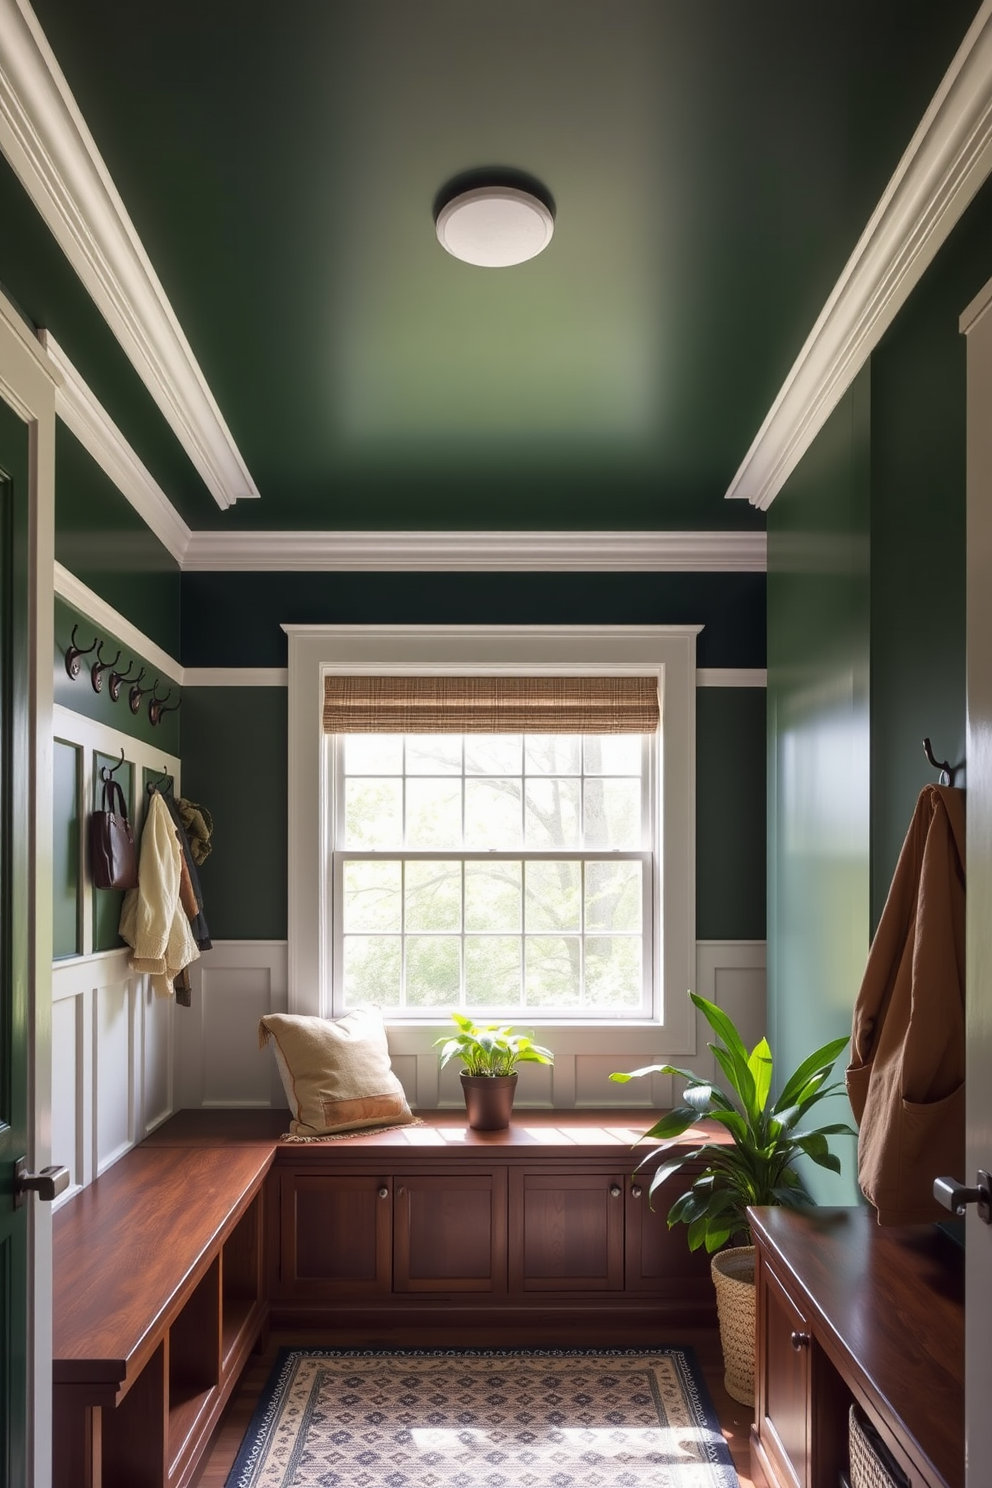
left=193, top=1326, right=755, bottom=1487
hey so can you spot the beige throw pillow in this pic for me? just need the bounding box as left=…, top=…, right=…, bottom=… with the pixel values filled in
left=258, top=1008, right=413, bottom=1137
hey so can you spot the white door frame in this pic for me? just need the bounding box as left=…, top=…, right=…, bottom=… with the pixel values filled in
left=961, top=275, right=992, bottom=1485
left=0, top=290, right=56, bottom=1487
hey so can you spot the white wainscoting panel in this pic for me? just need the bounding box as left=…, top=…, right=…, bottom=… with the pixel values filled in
left=95, top=978, right=135, bottom=1174
left=693, top=940, right=768, bottom=1088
left=51, top=703, right=183, bottom=1206
left=179, top=943, right=289, bottom=1109
left=182, top=940, right=766, bottom=1114
left=50, top=994, right=81, bottom=1197
left=574, top=1057, right=674, bottom=1109
left=142, top=981, right=175, bottom=1134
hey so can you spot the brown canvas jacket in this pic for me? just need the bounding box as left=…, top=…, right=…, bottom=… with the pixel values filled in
left=846, top=784, right=966, bottom=1225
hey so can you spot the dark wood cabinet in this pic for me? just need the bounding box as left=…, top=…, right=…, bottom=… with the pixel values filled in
left=509, top=1169, right=625, bottom=1291
left=750, top=1207, right=964, bottom=1488
left=270, top=1115, right=719, bottom=1328
left=395, top=1172, right=507, bottom=1292
left=755, top=1253, right=812, bottom=1488
left=280, top=1172, right=392, bottom=1294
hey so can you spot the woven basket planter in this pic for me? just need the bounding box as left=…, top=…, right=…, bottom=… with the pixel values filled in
left=711, top=1245, right=756, bottom=1406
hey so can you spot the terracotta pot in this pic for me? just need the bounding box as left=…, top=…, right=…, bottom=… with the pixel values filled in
left=460, top=1072, right=518, bottom=1130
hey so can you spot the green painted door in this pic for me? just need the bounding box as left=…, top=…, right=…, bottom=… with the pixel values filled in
left=0, top=401, right=30, bottom=1486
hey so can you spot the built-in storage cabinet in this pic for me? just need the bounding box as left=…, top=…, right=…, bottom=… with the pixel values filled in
left=509, top=1169, right=625, bottom=1291
left=277, top=1167, right=507, bottom=1296
left=750, top=1207, right=964, bottom=1488
left=395, top=1171, right=507, bottom=1293
left=272, top=1138, right=715, bottom=1320
left=281, top=1172, right=392, bottom=1294
left=755, top=1253, right=813, bottom=1488
left=53, top=1145, right=272, bottom=1488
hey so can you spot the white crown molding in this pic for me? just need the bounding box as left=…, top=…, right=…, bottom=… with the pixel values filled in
left=183, top=667, right=288, bottom=687
left=0, top=0, right=259, bottom=509
left=726, top=0, right=992, bottom=510
left=696, top=668, right=767, bottom=687
left=41, top=333, right=191, bottom=565
left=182, top=529, right=767, bottom=572
left=54, top=561, right=182, bottom=683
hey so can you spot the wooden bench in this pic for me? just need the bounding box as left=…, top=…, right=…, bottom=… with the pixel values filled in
left=52, top=1107, right=721, bottom=1487
left=52, top=1116, right=282, bottom=1488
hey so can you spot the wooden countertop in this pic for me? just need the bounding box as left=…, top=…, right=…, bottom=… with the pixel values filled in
left=141, top=1105, right=727, bottom=1157
left=749, top=1205, right=964, bottom=1488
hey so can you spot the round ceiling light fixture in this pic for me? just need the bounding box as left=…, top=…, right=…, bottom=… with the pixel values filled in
left=434, top=177, right=555, bottom=268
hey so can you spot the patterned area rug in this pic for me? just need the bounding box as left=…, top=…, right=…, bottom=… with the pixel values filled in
left=225, top=1347, right=739, bottom=1488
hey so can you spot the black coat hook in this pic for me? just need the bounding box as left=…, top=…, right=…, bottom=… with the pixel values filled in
left=148, top=682, right=171, bottom=726
left=149, top=687, right=182, bottom=726
left=146, top=764, right=174, bottom=795
left=108, top=658, right=138, bottom=703
left=923, top=737, right=957, bottom=787
left=90, top=641, right=121, bottom=694
left=128, top=669, right=152, bottom=715
left=65, top=625, right=99, bottom=680
left=99, top=748, right=126, bottom=784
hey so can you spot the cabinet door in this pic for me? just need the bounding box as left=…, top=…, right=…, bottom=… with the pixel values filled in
left=393, top=1172, right=507, bottom=1293
left=509, top=1170, right=625, bottom=1291
left=278, top=1172, right=391, bottom=1295
left=755, top=1252, right=811, bottom=1488
left=624, top=1172, right=714, bottom=1304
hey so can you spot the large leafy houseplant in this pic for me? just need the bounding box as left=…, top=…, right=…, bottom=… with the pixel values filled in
left=435, top=1012, right=554, bottom=1076
left=610, top=992, right=854, bottom=1253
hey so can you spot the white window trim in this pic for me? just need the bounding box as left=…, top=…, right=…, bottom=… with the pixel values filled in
left=285, top=624, right=700, bottom=1058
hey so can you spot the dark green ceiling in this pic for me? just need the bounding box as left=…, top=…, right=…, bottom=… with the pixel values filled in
left=1, top=0, right=983, bottom=531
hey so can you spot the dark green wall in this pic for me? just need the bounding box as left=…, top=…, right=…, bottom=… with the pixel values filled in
left=696, top=687, right=767, bottom=941
left=179, top=687, right=287, bottom=940
left=55, top=422, right=181, bottom=655
left=180, top=571, right=766, bottom=669
left=767, top=369, right=871, bottom=1205
left=179, top=571, right=767, bottom=941
left=866, top=179, right=992, bottom=927
left=765, top=176, right=992, bottom=1205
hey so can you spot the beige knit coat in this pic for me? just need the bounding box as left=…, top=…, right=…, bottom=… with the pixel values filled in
left=119, top=792, right=200, bottom=997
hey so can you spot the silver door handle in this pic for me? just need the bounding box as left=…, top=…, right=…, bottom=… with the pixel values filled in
left=933, top=1171, right=991, bottom=1224
left=14, top=1159, right=70, bottom=1208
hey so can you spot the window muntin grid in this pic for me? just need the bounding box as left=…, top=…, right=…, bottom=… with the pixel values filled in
left=331, top=732, right=655, bottom=1018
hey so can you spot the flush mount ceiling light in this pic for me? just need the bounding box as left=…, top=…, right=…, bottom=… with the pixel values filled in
left=434, top=180, right=555, bottom=267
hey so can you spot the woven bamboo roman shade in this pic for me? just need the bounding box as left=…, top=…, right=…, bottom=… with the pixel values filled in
left=322, top=675, right=660, bottom=734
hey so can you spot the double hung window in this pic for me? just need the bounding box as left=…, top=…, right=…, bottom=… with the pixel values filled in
left=325, top=675, right=658, bottom=1020
left=286, top=626, right=699, bottom=1051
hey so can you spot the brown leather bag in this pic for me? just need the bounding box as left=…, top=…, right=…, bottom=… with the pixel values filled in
left=89, top=777, right=138, bottom=891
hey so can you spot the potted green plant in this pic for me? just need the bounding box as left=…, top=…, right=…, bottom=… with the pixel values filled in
left=611, top=992, right=853, bottom=1404
left=435, top=1012, right=554, bottom=1130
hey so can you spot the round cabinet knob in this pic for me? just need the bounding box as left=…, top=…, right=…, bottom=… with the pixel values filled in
left=790, top=1330, right=811, bottom=1351
left=610, top=1185, right=622, bottom=1198
left=630, top=1184, right=643, bottom=1198
left=378, top=1186, right=388, bottom=1199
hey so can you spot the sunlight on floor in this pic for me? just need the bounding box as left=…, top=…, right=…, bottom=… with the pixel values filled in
left=409, top=1423, right=727, bottom=1461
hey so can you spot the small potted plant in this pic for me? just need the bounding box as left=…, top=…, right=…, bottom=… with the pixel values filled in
left=611, top=992, right=852, bottom=1404
left=435, top=1012, right=554, bottom=1130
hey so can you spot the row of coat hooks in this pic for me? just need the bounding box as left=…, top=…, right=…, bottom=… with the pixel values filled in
left=65, top=625, right=181, bottom=726
left=100, top=749, right=173, bottom=796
